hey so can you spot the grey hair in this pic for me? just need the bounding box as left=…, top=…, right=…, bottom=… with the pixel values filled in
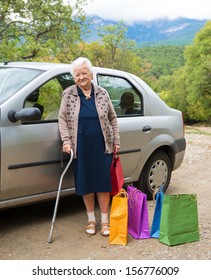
left=70, top=57, right=93, bottom=77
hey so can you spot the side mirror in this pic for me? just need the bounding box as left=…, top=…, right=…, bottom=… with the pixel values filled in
left=8, top=108, right=42, bottom=122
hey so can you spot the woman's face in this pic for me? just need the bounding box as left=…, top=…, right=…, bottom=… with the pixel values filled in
left=73, top=64, right=93, bottom=90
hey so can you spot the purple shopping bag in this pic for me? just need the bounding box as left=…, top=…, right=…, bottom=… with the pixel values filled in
left=127, top=185, right=150, bottom=239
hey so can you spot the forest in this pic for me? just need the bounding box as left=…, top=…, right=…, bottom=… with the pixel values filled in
left=0, top=0, right=210, bottom=123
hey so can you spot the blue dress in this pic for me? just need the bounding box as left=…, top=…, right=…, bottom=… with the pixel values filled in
left=74, top=86, right=113, bottom=195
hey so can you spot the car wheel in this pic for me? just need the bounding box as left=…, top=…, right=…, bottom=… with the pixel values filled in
left=135, top=151, right=172, bottom=200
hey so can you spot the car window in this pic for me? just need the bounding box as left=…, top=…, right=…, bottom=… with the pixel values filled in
left=0, top=67, right=43, bottom=104
left=24, top=73, right=74, bottom=122
left=97, top=75, right=143, bottom=116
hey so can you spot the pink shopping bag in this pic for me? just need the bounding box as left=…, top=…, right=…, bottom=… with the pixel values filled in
left=127, top=185, right=150, bottom=239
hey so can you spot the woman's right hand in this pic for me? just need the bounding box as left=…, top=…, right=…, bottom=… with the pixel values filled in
left=63, top=144, right=72, bottom=154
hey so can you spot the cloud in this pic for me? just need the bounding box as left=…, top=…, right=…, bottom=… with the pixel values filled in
left=85, top=0, right=211, bottom=22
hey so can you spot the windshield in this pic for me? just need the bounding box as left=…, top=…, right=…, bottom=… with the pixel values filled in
left=0, top=67, right=43, bottom=104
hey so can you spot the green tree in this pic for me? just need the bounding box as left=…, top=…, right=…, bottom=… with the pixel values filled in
left=0, top=0, right=88, bottom=61
left=76, top=41, right=148, bottom=79
left=184, top=21, right=211, bottom=121
left=76, top=42, right=108, bottom=67
left=98, top=21, right=136, bottom=67
left=98, top=21, right=126, bottom=62
left=137, top=46, right=185, bottom=79
left=158, top=21, right=211, bottom=122
left=159, top=68, right=189, bottom=121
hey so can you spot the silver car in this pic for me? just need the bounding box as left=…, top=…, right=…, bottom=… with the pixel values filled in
left=0, top=62, right=186, bottom=209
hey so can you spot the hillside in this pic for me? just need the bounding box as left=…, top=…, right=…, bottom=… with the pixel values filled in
left=84, top=16, right=208, bottom=46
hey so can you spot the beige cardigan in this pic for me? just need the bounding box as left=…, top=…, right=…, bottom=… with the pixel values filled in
left=58, top=84, right=120, bottom=158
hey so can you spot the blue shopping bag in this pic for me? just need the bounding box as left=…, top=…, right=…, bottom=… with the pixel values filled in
left=150, top=187, right=164, bottom=238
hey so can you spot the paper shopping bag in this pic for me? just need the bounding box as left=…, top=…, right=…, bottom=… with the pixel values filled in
left=109, top=188, right=128, bottom=245
left=110, top=152, right=124, bottom=196
left=159, top=194, right=200, bottom=246
left=127, top=185, right=150, bottom=239
left=150, top=187, right=164, bottom=238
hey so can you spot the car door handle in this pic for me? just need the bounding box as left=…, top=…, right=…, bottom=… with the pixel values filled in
left=142, top=126, right=152, bottom=132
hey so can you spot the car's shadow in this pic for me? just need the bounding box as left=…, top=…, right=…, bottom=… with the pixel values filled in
left=0, top=195, right=85, bottom=233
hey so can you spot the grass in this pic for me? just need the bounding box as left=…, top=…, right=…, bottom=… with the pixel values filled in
left=185, top=125, right=211, bottom=136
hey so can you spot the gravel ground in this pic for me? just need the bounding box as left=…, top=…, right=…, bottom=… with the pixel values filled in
left=0, top=126, right=210, bottom=260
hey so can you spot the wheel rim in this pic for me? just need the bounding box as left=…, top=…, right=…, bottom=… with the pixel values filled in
left=148, top=159, right=168, bottom=191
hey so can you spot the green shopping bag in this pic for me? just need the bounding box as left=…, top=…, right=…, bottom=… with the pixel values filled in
left=159, top=194, right=199, bottom=246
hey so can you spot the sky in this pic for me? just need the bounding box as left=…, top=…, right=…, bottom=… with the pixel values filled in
left=84, top=0, right=211, bottom=23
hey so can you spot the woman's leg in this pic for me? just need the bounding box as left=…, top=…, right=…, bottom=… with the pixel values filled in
left=83, top=193, right=95, bottom=213
left=83, top=193, right=96, bottom=235
left=97, top=192, right=110, bottom=237
left=97, top=192, right=110, bottom=213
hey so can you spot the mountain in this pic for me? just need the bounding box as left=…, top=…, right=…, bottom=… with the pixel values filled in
left=84, top=16, right=208, bottom=46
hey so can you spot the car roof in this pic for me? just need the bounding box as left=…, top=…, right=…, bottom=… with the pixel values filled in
left=0, top=61, right=127, bottom=76
left=0, top=61, right=71, bottom=71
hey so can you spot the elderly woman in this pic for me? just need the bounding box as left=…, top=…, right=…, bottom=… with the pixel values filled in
left=58, top=57, right=120, bottom=237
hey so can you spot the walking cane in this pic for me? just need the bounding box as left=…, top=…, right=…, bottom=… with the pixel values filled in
left=48, top=149, right=73, bottom=243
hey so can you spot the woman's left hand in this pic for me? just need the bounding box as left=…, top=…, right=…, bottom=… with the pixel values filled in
left=114, top=144, right=120, bottom=153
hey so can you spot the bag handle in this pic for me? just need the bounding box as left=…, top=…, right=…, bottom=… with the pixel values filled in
left=112, top=150, right=120, bottom=167
left=128, top=187, right=140, bottom=207
left=188, top=194, right=197, bottom=201
left=152, top=186, right=164, bottom=202
left=113, top=151, right=118, bottom=158
left=174, top=194, right=197, bottom=201
left=116, top=188, right=128, bottom=198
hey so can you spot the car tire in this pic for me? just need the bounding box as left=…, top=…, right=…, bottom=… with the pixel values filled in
left=135, top=151, right=172, bottom=200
